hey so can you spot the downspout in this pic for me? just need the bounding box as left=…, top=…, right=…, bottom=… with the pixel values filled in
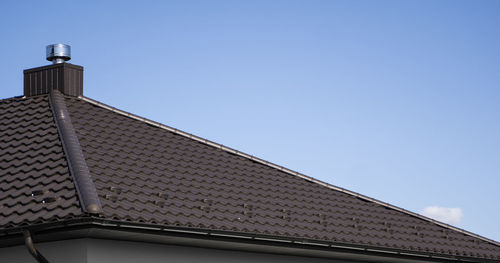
left=23, top=230, right=49, bottom=263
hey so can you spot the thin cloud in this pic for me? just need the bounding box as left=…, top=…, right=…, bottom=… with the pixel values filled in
left=421, top=206, right=463, bottom=225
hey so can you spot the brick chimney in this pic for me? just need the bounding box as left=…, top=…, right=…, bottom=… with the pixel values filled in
left=24, top=44, right=83, bottom=97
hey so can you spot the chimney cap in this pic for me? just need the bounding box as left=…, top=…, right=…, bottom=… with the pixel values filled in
left=46, top=44, right=71, bottom=64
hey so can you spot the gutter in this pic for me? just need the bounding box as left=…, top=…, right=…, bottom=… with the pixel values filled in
left=3, top=219, right=495, bottom=263
left=23, top=230, right=49, bottom=263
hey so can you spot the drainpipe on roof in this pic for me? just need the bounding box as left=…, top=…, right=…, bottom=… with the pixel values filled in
left=23, top=230, right=50, bottom=263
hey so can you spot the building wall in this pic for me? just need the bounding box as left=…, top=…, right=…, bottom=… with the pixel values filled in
left=0, top=238, right=87, bottom=263
left=0, top=238, right=358, bottom=263
left=86, top=238, right=356, bottom=263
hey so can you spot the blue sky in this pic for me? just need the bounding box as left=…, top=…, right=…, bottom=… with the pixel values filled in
left=1, top=1, right=499, bottom=242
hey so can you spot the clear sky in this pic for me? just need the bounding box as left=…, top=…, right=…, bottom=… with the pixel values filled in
left=1, top=0, right=499, bottom=242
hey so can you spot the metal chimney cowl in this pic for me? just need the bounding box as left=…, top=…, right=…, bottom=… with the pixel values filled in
left=46, top=44, right=71, bottom=64
left=24, top=44, right=83, bottom=97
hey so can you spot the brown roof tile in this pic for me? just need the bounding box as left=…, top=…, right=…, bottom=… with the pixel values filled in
left=0, top=93, right=499, bottom=261
left=0, top=95, right=82, bottom=227
left=64, top=95, right=500, bottom=260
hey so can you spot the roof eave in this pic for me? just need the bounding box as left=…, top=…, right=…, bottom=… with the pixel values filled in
left=1, top=219, right=496, bottom=263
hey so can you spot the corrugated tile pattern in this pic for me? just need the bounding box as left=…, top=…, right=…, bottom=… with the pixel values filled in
left=65, top=96, right=500, bottom=260
left=0, top=95, right=82, bottom=228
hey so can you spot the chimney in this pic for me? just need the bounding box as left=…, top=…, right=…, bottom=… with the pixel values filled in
left=24, top=44, right=83, bottom=97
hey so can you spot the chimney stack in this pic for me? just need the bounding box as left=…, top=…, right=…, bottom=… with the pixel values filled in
left=24, top=44, right=83, bottom=97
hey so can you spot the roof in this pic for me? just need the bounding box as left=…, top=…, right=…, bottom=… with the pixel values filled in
left=1, top=90, right=500, bottom=262
left=0, top=95, right=82, bottom=226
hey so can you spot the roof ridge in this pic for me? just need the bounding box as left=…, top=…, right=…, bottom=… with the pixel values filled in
left=49, top=91, right=102, bottom=214
left=79, top=95, right=500, bottom=247
left=0, top=95, right=24, bottom=102
left=0, top=94, right=51, bottom=103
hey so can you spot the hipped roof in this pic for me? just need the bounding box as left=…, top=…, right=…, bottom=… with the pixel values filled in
left=1, top=91, right=499, bottom=262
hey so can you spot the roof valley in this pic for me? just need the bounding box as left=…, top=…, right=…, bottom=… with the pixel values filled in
left=48, top=91, right=102, bottom=214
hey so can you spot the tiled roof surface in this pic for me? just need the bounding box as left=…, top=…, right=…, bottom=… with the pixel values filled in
left=63, top=96, right=500, bottom=260
left=0, top=95, right=82, bottom=227
left=1, top=93, right=499, bottom=261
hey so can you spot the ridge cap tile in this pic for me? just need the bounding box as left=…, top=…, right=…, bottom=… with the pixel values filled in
left=49, top=91, right=102, bottom=215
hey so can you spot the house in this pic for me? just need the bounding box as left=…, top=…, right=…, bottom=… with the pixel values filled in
left=1, top=44, right=499, bottom=263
